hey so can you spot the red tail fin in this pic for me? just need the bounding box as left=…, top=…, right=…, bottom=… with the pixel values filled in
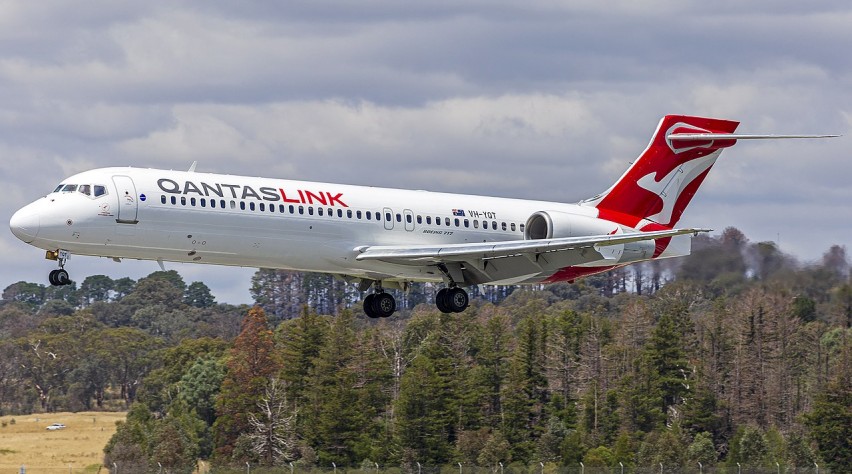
left=583, top=115, right=739, bottom=229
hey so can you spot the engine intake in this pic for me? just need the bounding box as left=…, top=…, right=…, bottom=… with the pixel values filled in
left=524, top=211, right=621, bottom=240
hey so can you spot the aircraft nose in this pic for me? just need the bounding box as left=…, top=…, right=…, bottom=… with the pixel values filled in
left=10, top=208, right=40, bottom=243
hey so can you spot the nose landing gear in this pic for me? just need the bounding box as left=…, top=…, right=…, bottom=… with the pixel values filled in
left=46, top=249, right=72, bottom=286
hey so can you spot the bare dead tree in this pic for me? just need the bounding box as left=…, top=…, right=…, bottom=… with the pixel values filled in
left=247, top=378, right=298, bottom=466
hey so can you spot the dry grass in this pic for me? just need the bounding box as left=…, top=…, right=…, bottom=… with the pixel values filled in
left=0, top=411, right=126, bottom=471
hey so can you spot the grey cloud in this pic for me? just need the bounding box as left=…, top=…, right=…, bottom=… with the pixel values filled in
left=1, top=1, right=849, bottom=303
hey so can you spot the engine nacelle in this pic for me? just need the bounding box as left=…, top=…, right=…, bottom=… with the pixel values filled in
left=524, top=211, right=620, bottom=240
left=525, top=211, right=656, bottom=263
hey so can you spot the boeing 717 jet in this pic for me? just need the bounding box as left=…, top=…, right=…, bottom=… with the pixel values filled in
left=9, top=115, right=833, bottom=317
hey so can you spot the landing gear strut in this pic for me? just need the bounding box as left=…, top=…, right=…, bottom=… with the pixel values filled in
left=363, top=283, right=396, bottom=318
left=435, top=287, right=469, bottom=313
left=47, top=250, right=72, bottom=286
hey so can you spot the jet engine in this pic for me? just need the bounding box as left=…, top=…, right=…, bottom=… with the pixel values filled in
left=524, top=211, right=619, bottom=240
left=524, top=210, right=655, bottom=263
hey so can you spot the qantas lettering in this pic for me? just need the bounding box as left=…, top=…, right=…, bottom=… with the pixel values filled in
left=157, top=179, right=348, bottom=207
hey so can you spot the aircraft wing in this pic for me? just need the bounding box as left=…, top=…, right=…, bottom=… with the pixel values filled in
left=354, top=228, right=708, bottom=265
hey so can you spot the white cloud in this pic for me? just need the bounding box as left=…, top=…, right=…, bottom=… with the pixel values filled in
left=1, top=1, right=850, bottom=302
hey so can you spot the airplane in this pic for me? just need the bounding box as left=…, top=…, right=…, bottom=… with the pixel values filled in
left=9, top=115, right=835, bottom=318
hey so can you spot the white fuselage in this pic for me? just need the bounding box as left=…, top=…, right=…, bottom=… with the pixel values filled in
left=10, top=167, right=672, bottom=286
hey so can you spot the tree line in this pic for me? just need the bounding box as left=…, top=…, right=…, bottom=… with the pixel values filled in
left=0, top=228, right=849, bottom=472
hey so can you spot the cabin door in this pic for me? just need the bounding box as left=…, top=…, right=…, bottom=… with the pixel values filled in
left=112, top=175, right=139, bottom=224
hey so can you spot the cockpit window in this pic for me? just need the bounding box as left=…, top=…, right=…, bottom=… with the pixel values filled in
left=62, top=184, right=78, bottom=193
left=93, top=185, right=107, bottom=197
left=53, top=184, right=64, bottom=193
left=79, top=185, right=91, bottom=196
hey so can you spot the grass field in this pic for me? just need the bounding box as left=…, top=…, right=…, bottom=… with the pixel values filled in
left=0, top=411, right=126, bottom=472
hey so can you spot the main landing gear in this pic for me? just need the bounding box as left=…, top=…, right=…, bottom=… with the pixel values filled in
left=47, top=250, right=72, bottom=286
left=361, top=283, right=470, bottom=318
left=363, top=284, right=396, bottom=319
left=435, top=287, right=469, bottom=313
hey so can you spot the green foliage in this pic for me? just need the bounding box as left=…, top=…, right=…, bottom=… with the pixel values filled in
left=582, top=446, right=615, bottom=467
left=395, top=325, right=457, bottom=465
left=686, top=432, right=717, bottom=466
left=2, top=232, right=851, bottom=470
left=179, top=357, right=226, bottom=426
left=636, top=429, right=686, bottom=472
left=185, top=281, right=216, bottom=308
left=803, top=378, right=852, bottom=471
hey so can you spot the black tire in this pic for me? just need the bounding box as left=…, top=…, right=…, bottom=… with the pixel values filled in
left=447, top=287, right=469, bottom=313
left=56, top=269, right=71, bottom=286
left=363, top=294, right=378, bottom=318
left=435, top=288, right=451, bottom=313
left=48, top=270, right=59, bottom=286
left=372, top=292, right=396, bottom=318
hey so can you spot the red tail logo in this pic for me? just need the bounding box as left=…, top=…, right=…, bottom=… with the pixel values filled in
left=585, top=115, right=739, bottom=229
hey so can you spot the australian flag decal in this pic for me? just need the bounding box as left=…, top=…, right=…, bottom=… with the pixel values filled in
left=452, top=209, right=466, bottom=217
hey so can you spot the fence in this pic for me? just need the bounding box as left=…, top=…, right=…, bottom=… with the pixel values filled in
left=10, top=463, right=830, bottom=474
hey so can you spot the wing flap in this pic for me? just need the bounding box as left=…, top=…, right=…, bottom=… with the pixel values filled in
left=355, top=228, right=709, bottom=265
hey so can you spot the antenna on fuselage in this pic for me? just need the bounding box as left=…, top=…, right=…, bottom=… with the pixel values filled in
left=188, top=161, right=198, bottom=173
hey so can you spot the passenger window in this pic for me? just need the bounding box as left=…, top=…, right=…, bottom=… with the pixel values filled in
left=473, top=220, right=479, bottom=229
left=191, top=198, right=197, bottom=206
left=171, top=196, right=177, bottom=205
left=79, top=185, right=91, bottom=196
left=230, top=201, right=236, bottom=209
left=502, top=222, right=507, bottom=231
left=259, top=203, right=265, bottom=211
left=240, top=202, right=246, bottom=210
left=396, top=214, right=402, bottom=222
left=201, top=198, right=206, bottom=208
left=511, top=223, right=516, bottom=231
left=454, top=218, right=460, bottom=227
left=279, top=205, right=285, bottom=213
left=210, top=199, right=216, bottom=208
left=289, top=205, right=295, bottom=214
left=426, top=216, right=432, bottom=225
left=297, top=206, right=303, bottom=215
left=385, top=212, right=392, bottom=221
left=250, top=202, right=256, bottom=211
left=366, top=211, right=372, bottom=220
left=492, top=221, right=497, bottom=230
left=94, top=185, right=107, bottom=197
left=338, top=209, right=343, bottom=218
left=160, top=195, right=166, bottom=204
left=318, top=207, right=323, bottom=216
left=520, top=224, right=525, bottom=233
left=347, top=210, right=353, bottom=218
left=221, top=200, right=226, bottom=208
left=308, top=207, right=314, bottom=215
left=417, top=215, right=422, bottom=224
left=328, top=208, right=333, bottom=216
left=181, top=197, right=187, bottom=206
left=445, top=217, right=450, bottom=226
left=464, top=219, right=469, bottom=228
left=406, top=215, right=412, bottom=223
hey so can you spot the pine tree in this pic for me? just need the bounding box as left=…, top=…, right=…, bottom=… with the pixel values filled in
left=277, top=307, right=329, bottom=405
left=304, top=311, right=379, bottom=465
left=212, top=306, right=281, bottom=463
left=502, top=316, right=549, bottom=462
left=395, top=320, right=457, bottom=465
left=803, top=378, right=852, bottom=471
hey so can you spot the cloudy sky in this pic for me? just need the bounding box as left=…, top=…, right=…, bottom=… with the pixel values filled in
left=2, top=1, right=850, bottom=303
